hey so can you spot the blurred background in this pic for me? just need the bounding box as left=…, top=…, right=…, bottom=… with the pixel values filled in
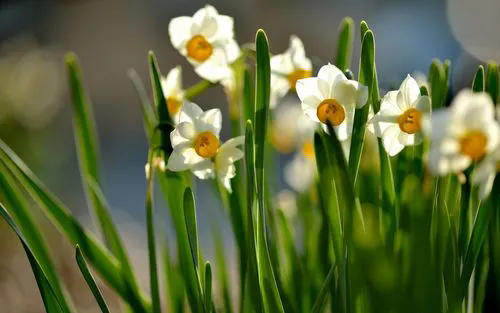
left=0, top=0, right=499, bottom=311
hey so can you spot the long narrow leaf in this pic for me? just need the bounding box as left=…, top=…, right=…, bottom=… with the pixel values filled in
left=335, top=17, right=354, bottom=71
left=75, top=245, right=111, bottom=313
left=128, top=68, right=157, bottom=140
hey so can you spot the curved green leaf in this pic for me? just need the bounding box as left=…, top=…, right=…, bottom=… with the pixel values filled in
left=335, top=17, right=354, bottom=71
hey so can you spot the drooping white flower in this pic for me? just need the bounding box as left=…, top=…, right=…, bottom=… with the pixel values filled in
left=471, top=145, right=500, bottom=200
left=367, top=75, right=431, bottom=156
left=161, top=66, right=184, bottom=124
left=168, top=5, right=240, bottom=83
left=271, top=99, right=316, bottom=153
left=296, top=63, right=368, bottom=141
left=424, top=90, right=500, bottom=175
left=270, top=35, right=312, bottom=108
left=166, top=101, right=222, bottom=173
left=284, top=140, right=316, bottom=193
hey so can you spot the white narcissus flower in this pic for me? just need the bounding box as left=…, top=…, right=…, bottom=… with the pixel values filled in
left=284, top=140, right=317, bottom=193
left=166, top=101, right=222, bottom=174
left=271, top=100, right=316, bottom=153
left=296, top=63, right=368, bottom=141
left=161, top=66, right=184, bottom=124
left=424, top=90, right=500, bottom=175
left=168, top=5, right=240, bottom=83
left=367, top=75, right=431, bottom=156
left=270, top=35, right=312, bottom=108
left=472, top=146, right=500, bottom=199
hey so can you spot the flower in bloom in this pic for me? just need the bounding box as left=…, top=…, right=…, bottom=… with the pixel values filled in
left=367, top=75, right=431, bottom=156
left=471, top=145, right=500, bottom=199
left=271, top=99, right=317, bottom=153
left=270, top=35, right=312, bottom=108
left=296, top=63, right=368, bottom=141
left=166, top=102, right=244, bottom=191
left=284, top=140, right=317, bottom=193
left=161, top=66, right=184, bottom=124
left=168, top=5, right=240, bottom=83
left=424, top=90, right=500, bottom=175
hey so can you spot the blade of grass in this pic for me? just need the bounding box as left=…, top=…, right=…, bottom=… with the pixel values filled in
left=162, top=236, right=185, bottom=313
left=486, top=62, right=499, bottom=103
left=213, top=226, right=234, bottom=313
left=75, top=245, right=111, bottom=313
left=128, top=68, right=157, bottom=141
left=145, top=150, right=161, bottom=313
left=348, top=29, right=375, bottom=187
left=0, top=172, right=73, bottom=313
left=0, top=203, right=66, bottom=313
left=254, top=29, right=285, bottom=313
left=204, top=262, right=213, bottom=313
left=311, top=262, right=337, bottom=313
left=66, top=53, right=143, bottom=307
left=0, top=140, right=150, bottom=312
left=472, top=65, right=485, bottom=92
left=335, top=17, right=354, bottom=72
left=184, top=187, right=200, bottom=270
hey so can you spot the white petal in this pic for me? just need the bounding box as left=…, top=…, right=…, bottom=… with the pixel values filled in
left=317, top=63, right=346, bottom=96
left=414, top=95, right=431, bottom=112
left=179, top=101, right=203, bottom=124
left=296, top=77, right=323, bottom=102
left=191, top=159, right=216, bottom=179
left=271, top=52, right=294, bottom=76
left=332, top=80, right=368, bottom=109
left=382, top=125, right=405, bottom=156
left=194, top=47, right=232, bottom=82
left=161, top=66, right=183, bottom=97
left=379, top=91, right=402, bottom=115
left=398, top=131, right=421, bottom=146
left=270, top=76, right=290, bottom=108
left=218, top=147, right=244, bottom=164
left=214, top=15, right=235, bottom=41
left=450, top=154, right=471, bottom=172
left=284, top=154, right=316, bottom=193
left=289, top=35, right=312, bottom=70
left=485, top=122, right=500, bottom=152
left=191, top=5, right=218, bottom=39
left=217, top=162, right=236, bottom=192
left=196, top=108, right=222, bottom=137
left=170, top=122, right=195, bottom=148
left=367, top=110, right=399, bottom=138
left=219, top=136, right=245, bottom=152
left=169, top=16, right=193, bottom=50
left=424, top=109, right=451, bottom=142
left=452, top=90, right=495, bottom=122
left=397, top=75, right=420, bottom=111
left=166, top=150, right=190, bottom=172
left=167, top=143, right=204, bottom=171
left=334, top=106, right=355, bottom=141
left=223, top=38, right=240, bottom=63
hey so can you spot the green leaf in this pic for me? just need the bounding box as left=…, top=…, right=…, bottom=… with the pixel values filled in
left=204, top=262, right=213, bottom=313
left=311, top=262, right=337, bottom=313
left=0, top=166, right=74, bottom=313
left=0, top=203, right=66, bottom=313
left=360, top=20, right=369, bottom=39
left=213, top=226, right=233, bottom=313
left=66, top=53, right=142, bottom=307
left=243, top=68, right=255, bottom=126
left=184, top=187, right=199, bottom=270
left=145, top=151, right=161, bottom=313
left=472, top=65, right=485, bottom=92
left=348, top=29, right=375, bottom=186
left=163, top=236, right=184, bottom=313
left=75, top=245, right=111, bottom=313
left=128, top=68, right=157, bottom=141
left=428, top=59, right=448, bottom=109
left=335, top=17, right=354, bottom=71
left=243, top=121, right=263, bottom=313
left=0, top=140, right=150, bottom=312
left=184, top=80, right=215, bottom=101
left=486, top=62, right=499, bottom=103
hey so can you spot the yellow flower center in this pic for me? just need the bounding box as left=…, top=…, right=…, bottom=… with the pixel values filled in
left=186, top=35, right=213, bottom=62
left=194, top=131, right=219, bottom=158
left=316, top=99, right=345, bottom=126
left=459, top=130, right=488, bottom=161
left=166, top=97, right=182, bottom=117
left=397, top=108, right=421, bottom=134
left=301, top=141, right=315, bottom=160
left=287, top=68, right=312, bottom=90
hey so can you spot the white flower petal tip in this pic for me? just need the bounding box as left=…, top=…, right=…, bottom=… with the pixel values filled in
left=161, top=66, right=185, bottom=124
left=284, top=152, right=316, bottom=193
left=367, top=75, right=430, bottom=157
left=168, top=5, right=240, bottom=82
left=426, top=89, right=500, bottom=176
left=216, top=136, right=245, bottom=192
left=270, top=35, right=312, bottom=107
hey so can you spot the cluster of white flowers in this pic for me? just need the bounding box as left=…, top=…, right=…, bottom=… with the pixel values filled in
left=160, top=5, right=500, bottom=200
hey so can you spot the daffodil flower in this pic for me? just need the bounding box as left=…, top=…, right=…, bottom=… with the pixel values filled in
left=471, top=146, right=500, bottom=199
left=161, top=66, right=184, bottom=124
left=296, top=63, right=368, bottom=141
left=271, top=100, right=316, bottom=153
left=284, top=140, right=316, bottom=192
left=166, top=101, right=222, bottom=173
left=168, top=5, right=240, bottom=83
left=367, top=75, right=431, bottom=156
left=270, top=35, right=312, bottom=108
left=424, top=90, right=500, bottom=175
